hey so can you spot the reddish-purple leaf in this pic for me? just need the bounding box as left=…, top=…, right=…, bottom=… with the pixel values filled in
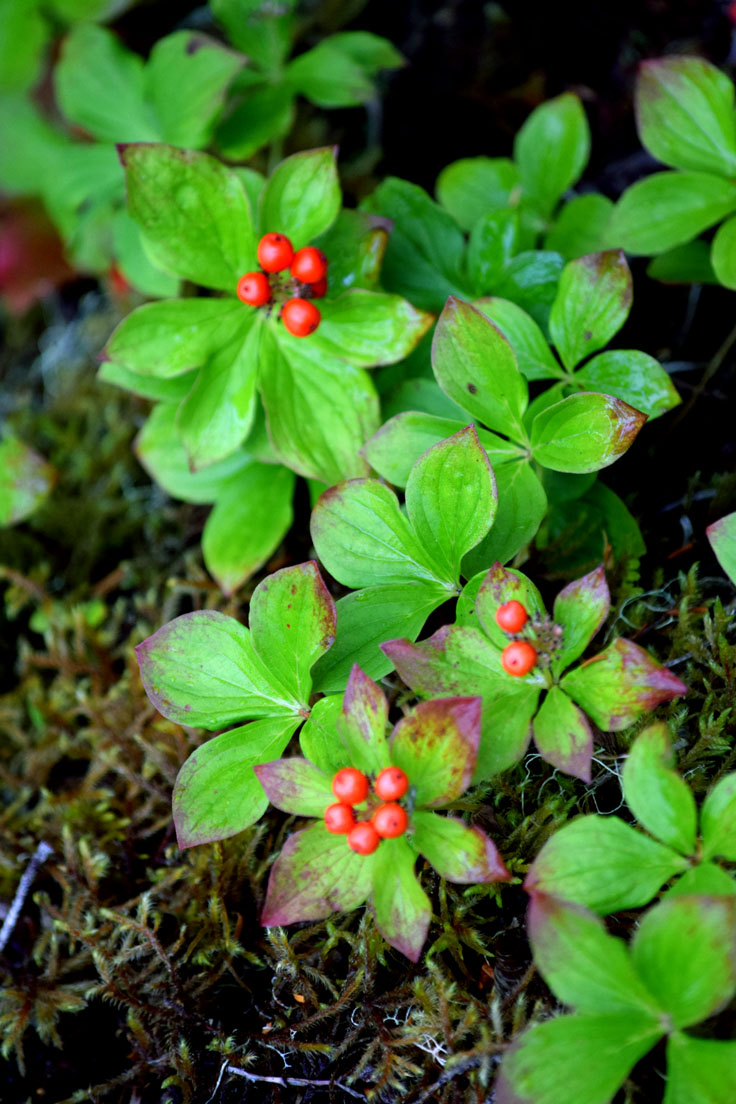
left=370, top=836, right=432, bottom=962
left=561, top=638, right=688, bottom=731
left=411, top=811, right=511, bottom=883
left=261, top=822, right=375, bottom=926
left=532, top=687, right=593, bottom=782
left=380, top=627, right=459, bottom=696
left=253, top=757, right=334, bottom=817
left=337, top=665, right=390, bottom=774
left=552, top=564, right=610, bottom=673
left=390, top=696, right=481, bottom=807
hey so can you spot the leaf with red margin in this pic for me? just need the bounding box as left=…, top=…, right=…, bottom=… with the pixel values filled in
left=530, top=392, right=648, bottom=474
left=253, top=757, right=334, bottom=816
left=532, top=687, right=593, bottom=782
left=552, top=564, right=610, bottom=674
left=560, top=637, right=688, bottom=731
left=173, top=716, right=300, bottom=848
left=336, top=665, right=390, bottom=775
left=549, top=250, right=633, bottom=371
left=0, top=435, right=56, bottom=525
left=370, top=835, right=431, bottom=962
left=249, top=561, right=336, bottom=706
left=707, top=511, right=736, bottom=586
left=410, top=811, right=510, bottom=883
left=473, top=561, right=546, bottom=649
left=261, top=822, right=375, bottom=926
left=380, top=626, right=460, bottom=697
left=390, top=696, right=481, bottom=807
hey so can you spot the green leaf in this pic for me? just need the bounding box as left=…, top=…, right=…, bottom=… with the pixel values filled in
left=202, top=464, right=295, bottom=595
left=361, top=176, right=468, bottom=312
left=370, top=835, right=431, bottom=962
left=532, top=687, right=593, bottom=782
left=525, top=814, right=689, bottom=913
left=313, top=209, right=388, bottom=294
left=325, top=30, right=404, bottom=74
left=707, top=511, right=736, bottom=585
left=621, top=723, right=697, bottom=855
left=648, top=240, right=719, bottom=284
left=496, top=1011, right=662, bottom=1104
left=298, top=695, right=345, bottom=775
left=390, top=697, right=481, bottom=807
left=664, top=1034, right=736, bottom=1104
left=121, top=144, right=257, bottom=291
left=0, top=0, right=48, bottom=94
left=55, top=24, right=159, bottom=142
left=606, top=171, right=736, bottom=255
left=311, top=290, right=433, bottom=367
left=435, top=157, right=519, bottom=231
left=467, top=210, right=520, bottom=291
left=259, top=330, right=377, bottom=484
left=665, top=863, right=736, bottom=899
left=0, top=436, right=55, bottom=525
left=552, top=564, right=610, bottom=672
left=410, top=811, right=510, bottom=884
left=262, top=822, right=375, bottom=926
left=253, top=757, right=334, bottom=816
left=474, top=297, right=563, bottom=381
left=310, top=582, right=450, bottom=693
left=549, top=250, right=633, bottom=371
left=216, top=84, right=295, bottom=160
left=172, top=717, right=299, bottom=848
left=211, top=0, right=295, bottom=71
left=701, top=772, right=736, bottom=861
left=631, top=895, right=736, bottom=1029
left=473, top=561, right=546, bottom=649
left=531, top=392, right=647, bottom=474
left=111, top=210, right=180, bottom=298
left=461, top=460, right=547, bottom=573
left=259, top=147, right=340, bottom=248
left=561, top=637, right=688, bottom=731
left=544, top=194, right=615, bottom=260
left=145, top=31, right=243, bottom=148
left=248, top=561, right=336, bottom=707
left=285, top=39, right=375, bottom=107
left=527, top=894, right=663, bottom=1015
left=104, top=298, right=246, bottom=378
left=574, top=349, right=681, bottom=419
left=336, top=665, right=390, bottom=776
left=712, top=214, right=736, bottom=289
left=514, top=93, right=590, bottom=218
left=493, top=250, right=565, bottom=330
left=636, top=57, right=736, bottom=178
left=432, top=297, right=528, bottom=438
left=100, top=363, right=197, bottom=402
left=404, top=425, right=497, bottom=583
left=310, top=478, right=452, bottom=590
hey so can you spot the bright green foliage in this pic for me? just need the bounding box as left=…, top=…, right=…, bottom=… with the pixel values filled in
left=707, top=512, right=736, bottom=586
left=0, top=435, right=56, bottom=525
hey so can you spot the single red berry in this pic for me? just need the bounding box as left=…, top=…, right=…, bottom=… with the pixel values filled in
left=281, top=297, right=321, bottom=337
left=347, top=820, right=380, bottom=854
left=495, top=600, right=529, bottom=634
left=332, top=767, right=369, bottom=805
left=374, top=766, right=409, bottom=802
left=324, top=802, right=356, bottom=834
left=501, top=640, right=538, bottom=677
left=236, top=271, right=271, bottom=306
left=290, top=246, right=328, bottom=284
left=309, top=276, right=328, bottom=299
left=372, top=802, right=408, bottom=839
left=257, top=232, right=294, bottom=273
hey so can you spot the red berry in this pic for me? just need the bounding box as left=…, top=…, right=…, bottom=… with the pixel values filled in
left=324, top=802, right=355, bottom=834
left=281, top=297, right=321, bottom=337
left=495, top=600, right=529, bottom=634
left=236, top=271, right=271, bottom=306
left=372, top=802, right=408, bottom=839
left=290, top=246, right=328, bottom=284
left=347, top=821, right=380, bottom=855
left=257, top=232, right=294, bottom=273
left=374, top=766, right=409, bottom=802
left=332, top=767, right=369, bottom=805
left=501, top=640, right=538, bottom=677
left=309, top=276, right=328, bottom=299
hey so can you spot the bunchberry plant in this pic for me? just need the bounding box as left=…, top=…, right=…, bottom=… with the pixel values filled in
left=0, top=434, right=56, bottom=526
left=707, top=511, right=736, bottom=585
left=526, top=722, right=736, bottom=912
left=606, top=56, right=736, bottom=287
left=382, top=565, right=687, bottom=781
left=254, top=665, right=510, bottom=961
left=497, top=891, right=736, bottom=1104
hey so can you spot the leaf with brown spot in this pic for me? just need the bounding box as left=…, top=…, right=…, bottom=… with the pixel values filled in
left=390, top=696, right=481, bottom=806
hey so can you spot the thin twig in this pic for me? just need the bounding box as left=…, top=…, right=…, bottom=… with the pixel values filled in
left=224, top=1064, right=365, bottom=1099
left=0, top=842, right=54, bottom=954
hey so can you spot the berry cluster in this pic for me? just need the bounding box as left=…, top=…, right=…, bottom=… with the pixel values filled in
left=324, top=765, right=410, bottom=855
left=236, top=232, right=328, bottom=337
left=495, top=600, right=538, bottom=677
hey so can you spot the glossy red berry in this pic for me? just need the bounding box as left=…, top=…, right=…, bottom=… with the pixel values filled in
left=324, top=802, right=355, bottom=834
left=347, top=821, right=380, bottom=855
left=332, top=767, right=369, bottom=805
left=309, top=276, right=328, bottom=299
left=236, top=271, right=271, bottom=306
left=290, top=246, right=328, bottom=284
left=501, top=640, right=538, bottom=677
left=281, top=297, right=321, bottom=337
left=372, top=802, right=408, bottom=839
left=257, top=232, right=294, bottom=273
left=495, top=600, right=529, bottom=634
left=374, top=766, right=409, bottom=802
